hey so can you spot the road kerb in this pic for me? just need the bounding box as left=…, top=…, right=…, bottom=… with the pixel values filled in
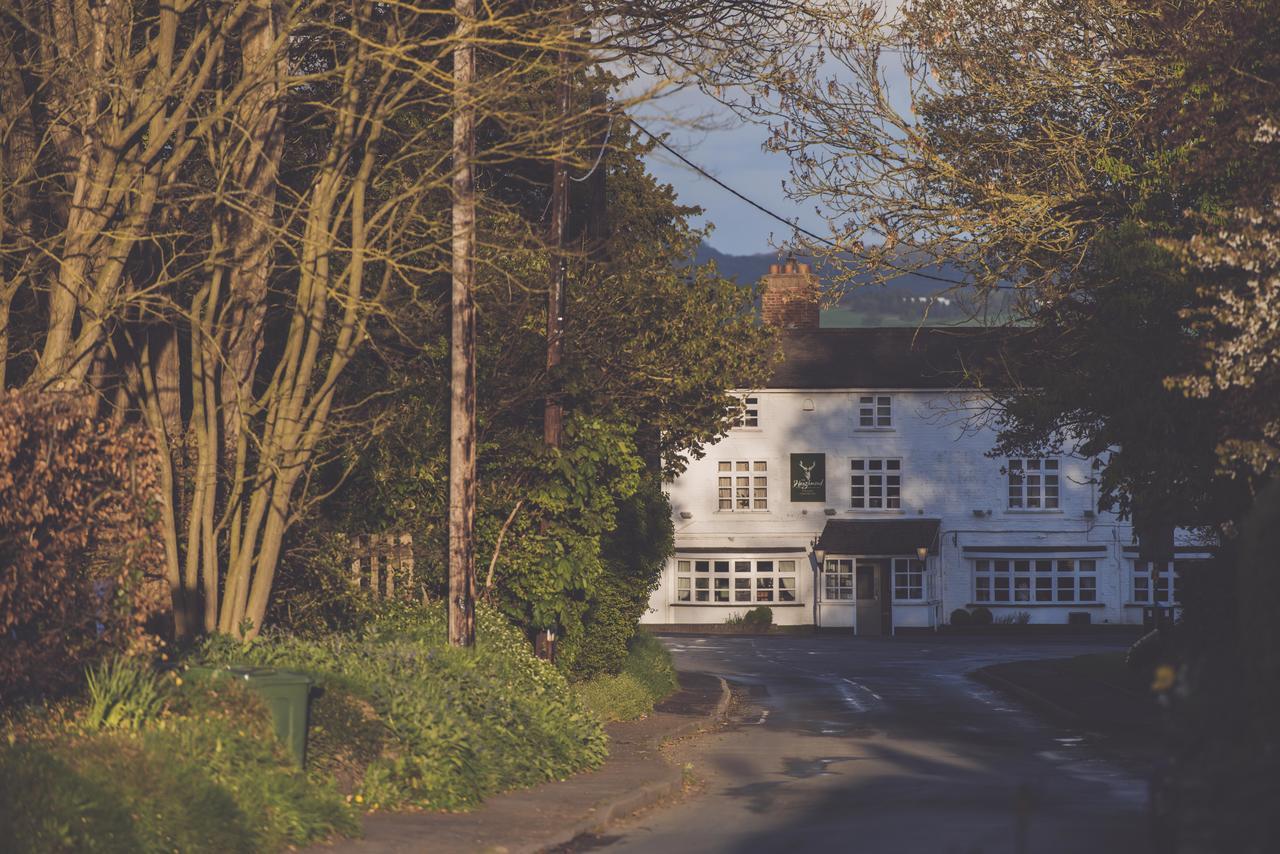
left=521, top=674, right=732, bottom=854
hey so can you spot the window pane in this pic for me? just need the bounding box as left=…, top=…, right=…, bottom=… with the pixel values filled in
left=1014, top=576, right=1031, bottom=601
left=779, top=577, right=796, bottom=601
left=1057, top=576, right=1075, bottom=600
left=1035, top=577, right=1053, bottom=601
left=976, top=577, right=991, bottom=602
left=734, top=578, right=751, bottom=602
left=758, top=560, right=774, bottom=572
left=1079, top=577, right=1097, bottom=601
left=1080, top=560, right=1096, bottom=573
left=735, top=561, right=751, bottom=572
left=695, top=561, right=710, bottom=573
left=778, top=560, right=797, bottom=573
left=754, top=461, right=767, bottom=471
left=1014, top=560, right=1030, bottom=573
left=736, top=461, right=749, bottom=472
left=718, top=461, right=731, bottom=472
left=678, top=560, right=690, bottom=573
left=994, top=577, right=1011, bottom=601
left=714, top=561, right=730, bottom=573
left=1035, top=560, right=1053, bottom=573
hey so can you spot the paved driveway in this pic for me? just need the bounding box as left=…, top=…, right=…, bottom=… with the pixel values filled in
left=582, top=634, right=1153, bottom=854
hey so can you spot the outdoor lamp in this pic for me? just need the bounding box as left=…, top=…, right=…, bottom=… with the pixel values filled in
left=916, top=546, right=929, bottom=562
left=812, top=542, right=826, bottom=565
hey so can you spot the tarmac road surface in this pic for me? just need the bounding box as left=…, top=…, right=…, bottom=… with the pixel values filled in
left=575, top=634, right=1154, bottom=854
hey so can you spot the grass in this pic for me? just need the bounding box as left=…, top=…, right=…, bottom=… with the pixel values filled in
left=0, top=668, right=356, bottom=854
left=0, top=603, right=615, bottom=852
left=574, top=631, right=679, bottom=723
left=195, top=602, right=609, bottom=812
left=1060, top=650, right=1151, bottom=695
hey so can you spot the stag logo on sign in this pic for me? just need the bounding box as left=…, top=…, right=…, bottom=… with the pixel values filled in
left=790, top=453, right=826, bottom=502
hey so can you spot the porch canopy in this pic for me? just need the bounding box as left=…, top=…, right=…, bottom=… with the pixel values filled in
left=816, top=519, right=941, bottom=556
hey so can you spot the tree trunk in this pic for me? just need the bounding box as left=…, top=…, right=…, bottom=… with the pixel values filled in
left=448, top=0, right=477, bottom=648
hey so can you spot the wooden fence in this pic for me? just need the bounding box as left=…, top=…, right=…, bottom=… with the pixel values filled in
left=350, top=532, right=423, bottom=602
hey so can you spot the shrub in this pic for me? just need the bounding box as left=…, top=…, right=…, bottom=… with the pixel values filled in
left=994, top=611, right=1032, bottom=626
left=575, top=631, right=677, bottom=723
left=84, top=656, right=167, bottom=731
left=949, top=608, right=973, bottom=626
left=0, top=390, right=168, bottom=701
left=195, top=602, right=608, bottom=811
left=743, top=605, right=773, bottom=628
left=0, top=671, right=355, bottom=853
left=970, top=606, right=994, bottom=626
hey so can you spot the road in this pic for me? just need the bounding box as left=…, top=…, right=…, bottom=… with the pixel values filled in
left=577, top=634, right=1154, bottom=854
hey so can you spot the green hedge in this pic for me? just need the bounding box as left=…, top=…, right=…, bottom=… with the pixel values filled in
left=197, top=602, right=608, bottom=811
left=574, top=631, right=678, bottom=723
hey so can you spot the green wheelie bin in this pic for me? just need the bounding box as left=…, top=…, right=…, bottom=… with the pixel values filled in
left=186, top=665, right=314, bottom=767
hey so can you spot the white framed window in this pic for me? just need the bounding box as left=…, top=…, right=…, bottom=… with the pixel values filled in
left=1007, top=458, right=1060, bottom=509
left=1131, top=560, right=1195, bottom=604
left=823, top=559, right=854, bottom=600
left=892, top=558, right=926, bottom=601
left=851, top=458, right=901, bottom=509
left=733, top=395, right=760, bottom=428
left=676, top=558, right=797, bottom=603
left=973, top=557, right=1097, bottom=604
left=717, top=460, right=768, bottom=511
left=857, top=394, right=892, bottom=429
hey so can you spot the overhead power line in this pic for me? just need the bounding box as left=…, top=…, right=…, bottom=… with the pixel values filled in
left=628, top=116, right=1016, bottom=291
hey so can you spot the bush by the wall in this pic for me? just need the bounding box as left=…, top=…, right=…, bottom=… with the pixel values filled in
left=950, top=608, right=973, bottom=626
left=743, top=605, right=773, bottom=628
left=970, top=606, right=994, bottom=626
left=0, top=391, right=168, bottom=701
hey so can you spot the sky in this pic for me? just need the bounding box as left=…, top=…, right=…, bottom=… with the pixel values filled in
left=633, top=86, right=827, bottom=257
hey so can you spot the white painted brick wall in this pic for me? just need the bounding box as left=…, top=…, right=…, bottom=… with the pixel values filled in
left=645, top=389, right=1146, bottom=628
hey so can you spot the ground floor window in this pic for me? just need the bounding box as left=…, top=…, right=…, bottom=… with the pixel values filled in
left=892, top=558, right=926, bottom=601
left=823, top=559, right=854, bottom=600
left=1131, top=560, right=1193, bottom=604
left=973, top=557, right=1098, bottom=604
left=676, top=558, right=798, bottom=603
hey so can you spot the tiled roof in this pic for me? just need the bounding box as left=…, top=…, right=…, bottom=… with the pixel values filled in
left=816, top=519, right=941, bottom=556
left=766, top=327, right=1017, bottom=389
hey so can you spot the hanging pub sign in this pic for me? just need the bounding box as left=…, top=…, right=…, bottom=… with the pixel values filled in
left=790, top=453, right=826, bottom=502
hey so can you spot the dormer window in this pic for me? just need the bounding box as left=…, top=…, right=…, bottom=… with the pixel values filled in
left=734, top=395, right=760, bottom=428
left=857, top=394, right=892, bottom=429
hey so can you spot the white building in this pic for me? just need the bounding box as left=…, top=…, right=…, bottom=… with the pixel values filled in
left=642, top=260, right=1203, bottom=633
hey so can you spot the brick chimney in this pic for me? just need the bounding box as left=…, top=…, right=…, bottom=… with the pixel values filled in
left=761, top=257, right=820, bottom=328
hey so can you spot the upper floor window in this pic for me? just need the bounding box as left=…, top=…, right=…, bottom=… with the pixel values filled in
left=857, top=394, right=892, bottom=429
left=851, top=458, right=901, bottom=509
left=717, top=460, right=768, bottom=511
left=733, top=395, right=759, bottom=428
left=1007, top=458, right=1059, bottom=509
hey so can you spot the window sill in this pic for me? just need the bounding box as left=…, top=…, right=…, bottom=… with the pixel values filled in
left=967, top=601, right=1105, bottom=608
left=715, top=510, right=771, bottom=514
left=846, top=509, right=907, bottom=515
left=853, top=427, right=895, bottom=433
left=1123, top=602, right=1180, bottom=608
left=1004, top=509, right=1064, bottom=515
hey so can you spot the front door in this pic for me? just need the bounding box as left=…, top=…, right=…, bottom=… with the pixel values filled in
left=855, top=560, right=890, bottom=636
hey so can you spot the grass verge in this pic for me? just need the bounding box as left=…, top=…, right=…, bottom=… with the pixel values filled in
left=574, top=631, right=679, bottom=723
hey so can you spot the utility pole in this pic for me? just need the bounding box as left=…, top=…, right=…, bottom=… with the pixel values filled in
left=448, top=0, right=477, bottom=648
left=544, top=13, right=571, bottom=452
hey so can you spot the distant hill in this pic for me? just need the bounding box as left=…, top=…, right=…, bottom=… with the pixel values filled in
left=691, top=243, right=1013, bottom=327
